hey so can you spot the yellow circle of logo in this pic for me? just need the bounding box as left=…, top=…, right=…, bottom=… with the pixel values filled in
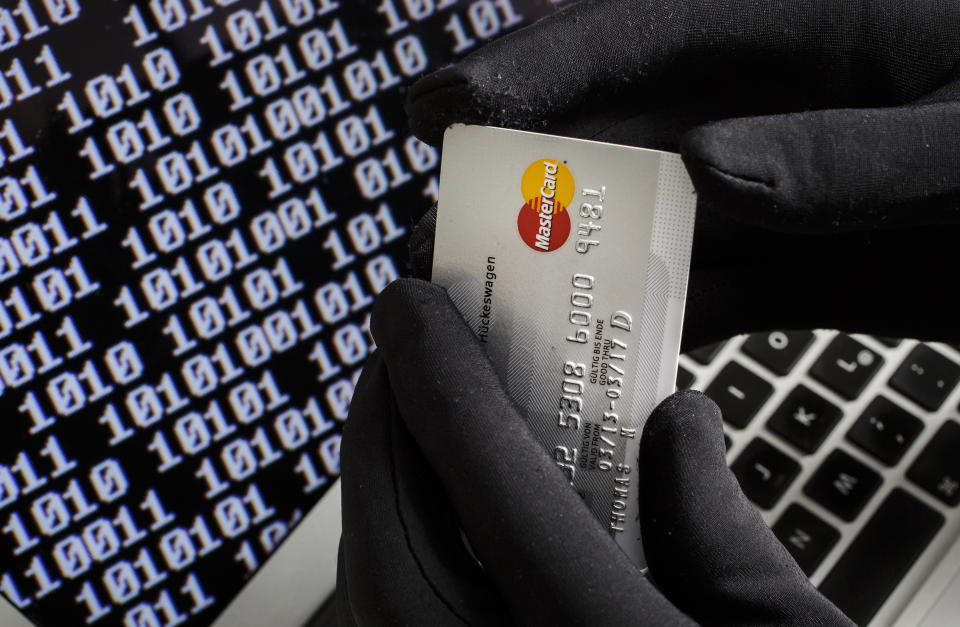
left=521, top=160, right=575, bottom=210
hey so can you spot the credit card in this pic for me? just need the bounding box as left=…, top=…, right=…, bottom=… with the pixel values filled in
left=431, top=125, right=696, bottom=567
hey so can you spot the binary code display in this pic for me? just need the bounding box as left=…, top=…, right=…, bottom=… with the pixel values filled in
left=0, top=1, right=561, bottom=624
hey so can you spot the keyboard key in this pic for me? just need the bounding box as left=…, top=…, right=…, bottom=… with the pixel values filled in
left=766, top=385, right=842, bottom=454
left=907, top=420, right=960, bottom=506
left=687, top=340, right=726, bottom=365
left=676, top=366, right=695, bottom=390
left=889, top=345, right=960, bottom=411
left=704, top=362, right=774, bottom=429
left=819, top=489, right=943, bottom=626
left=846, top=396, right=923, bottom=466
left=772, top=504, right=840, bottom=575
left=731, top=438, right=800, bottom=509
left=875, top=336, right=902, bottom=347
left=741, top=330, right=815, bottom=376
left=803, top=449, right=882, bottom=521
left=809, top=335, right=883, bottom=400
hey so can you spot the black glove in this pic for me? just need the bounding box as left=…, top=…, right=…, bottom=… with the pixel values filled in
left=336, top=278, right=851, bottom=626
left=406, top=0, right=960, bottom=350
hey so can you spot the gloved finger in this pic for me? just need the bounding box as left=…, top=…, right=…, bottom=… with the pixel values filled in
left=681, top=221, right=960, bottom=350
left=338, top=353, right=509, bottom=625
left=407, top=0, right=960, bottom=146
left=371, top=278, right=693, bottom=626
left=681, top=100, right=960, bottom=232
left=407, top=205, right=436, bottom=280
left=640, top=390, right=852, bottom=626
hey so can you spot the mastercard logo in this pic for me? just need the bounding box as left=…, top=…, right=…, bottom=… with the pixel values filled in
left=517, top=159, right=574, bottom=252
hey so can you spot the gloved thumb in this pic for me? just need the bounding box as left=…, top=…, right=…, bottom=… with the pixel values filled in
left=639, top=390, right=852, bottom=626
left=681, top=101, right=960, bottom=233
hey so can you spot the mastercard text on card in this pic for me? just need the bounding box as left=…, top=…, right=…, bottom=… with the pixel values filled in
left=431, top=125, right=697, bottom=568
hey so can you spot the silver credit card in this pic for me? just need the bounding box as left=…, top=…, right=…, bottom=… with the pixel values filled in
left=432, top=125, right=696, bottom=567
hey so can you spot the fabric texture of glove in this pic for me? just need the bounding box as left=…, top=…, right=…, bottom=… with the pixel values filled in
left=336, top=279, right=852, bottom=626
left=406, top=0, right=960, bottom=350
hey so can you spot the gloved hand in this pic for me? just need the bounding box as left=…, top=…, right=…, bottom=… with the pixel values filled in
left=336, top=278, right=852, bottom=626
left=405, top=0, right=960, bottom=350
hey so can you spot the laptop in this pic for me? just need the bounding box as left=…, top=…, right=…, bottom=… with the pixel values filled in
left=0, top=1, right=953, bottom=626
left=682, top=333, right=960, bottom=626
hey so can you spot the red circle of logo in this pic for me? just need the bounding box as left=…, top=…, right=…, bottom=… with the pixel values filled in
left=517, top=200, right=571, bottom=252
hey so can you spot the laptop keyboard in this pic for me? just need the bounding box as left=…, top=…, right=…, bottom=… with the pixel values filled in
left=680, top=331, right=960, bottom=626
